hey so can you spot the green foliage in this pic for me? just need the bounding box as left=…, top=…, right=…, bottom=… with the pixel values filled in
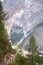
left=38, top=56, right=43, bottom=64
left=10, top=54, right=28, bottom=65
left=17, top=44, right=22, bottom=49
left=28, top=35, right=38, bottom=52
left=28, top=35, right=40, bottom=65
left=6, top=53, right=11, bottom=61
left=0, top=2, right=11, bottom=60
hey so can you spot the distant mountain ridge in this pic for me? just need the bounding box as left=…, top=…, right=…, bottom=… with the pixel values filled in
left=2, top=0, right=43, bottom=53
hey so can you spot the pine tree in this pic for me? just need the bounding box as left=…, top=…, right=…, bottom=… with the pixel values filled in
left=0, top=2, right=11, bottom=60
left=10, top=53, right=28, bottom=65
left=28, top=35, right=40, bottom=65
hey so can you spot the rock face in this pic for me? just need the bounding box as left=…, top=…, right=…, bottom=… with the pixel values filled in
left=20, top=23, right=43, bottom=52
left=2, top=0, right=43, bottom=52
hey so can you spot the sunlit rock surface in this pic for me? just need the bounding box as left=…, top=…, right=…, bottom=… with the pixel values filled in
left=2, top=0, right=43, bottom=52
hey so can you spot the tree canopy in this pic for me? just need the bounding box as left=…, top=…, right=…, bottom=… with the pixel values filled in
left=28, top=35, right=40, bottom=65
left=0, top=2, right=11, bottom=60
